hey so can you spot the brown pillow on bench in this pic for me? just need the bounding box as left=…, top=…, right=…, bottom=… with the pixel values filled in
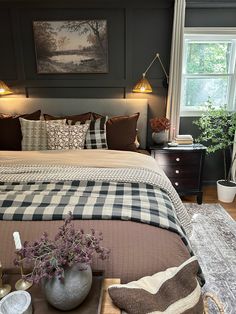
left=0, top=110, right=41, bottom=151
left=108, top=256, right=203, bottom=314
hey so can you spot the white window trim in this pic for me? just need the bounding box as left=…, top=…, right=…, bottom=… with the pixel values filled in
left=180, top=27, right=236, bottom=117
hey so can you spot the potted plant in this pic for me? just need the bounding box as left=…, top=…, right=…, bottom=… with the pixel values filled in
left=150, top=117, right=170, bottom=144
left=14, top=213, right=110, bottom=311
left=194, top=102, right=236, bottom=203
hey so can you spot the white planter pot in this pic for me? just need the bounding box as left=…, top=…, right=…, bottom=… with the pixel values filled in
left=217, top=180, right=236, bottom=203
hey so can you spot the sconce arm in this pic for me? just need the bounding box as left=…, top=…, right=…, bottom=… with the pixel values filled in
left=143, top=53, right=169, bottom=84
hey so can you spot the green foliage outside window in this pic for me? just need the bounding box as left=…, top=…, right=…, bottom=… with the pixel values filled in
left=186, top=42, right=231, bottom=74
left=183, top=41, right=231, bottom=108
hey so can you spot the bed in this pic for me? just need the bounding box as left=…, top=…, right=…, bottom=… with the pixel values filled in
left=0, top=98, right=201, bottom=287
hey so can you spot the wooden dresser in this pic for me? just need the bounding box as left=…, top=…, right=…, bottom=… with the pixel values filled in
left=150, top=144, right=206, bottom=204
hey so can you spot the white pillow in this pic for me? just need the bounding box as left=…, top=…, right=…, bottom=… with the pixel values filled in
left=46, top=123, right=90, bottom=150
left=20, top=118, right=66, bottom=151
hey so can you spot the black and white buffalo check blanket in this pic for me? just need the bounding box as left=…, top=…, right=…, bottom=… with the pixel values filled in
left=0, top=180, right=185, bottom=236
left=0, top=178, right=193, bottom=255
left=0, top=164, right=192, bottom=251
left=0, top=162, right=193, bottom=238
left=0, top=165, right=191, bottom=231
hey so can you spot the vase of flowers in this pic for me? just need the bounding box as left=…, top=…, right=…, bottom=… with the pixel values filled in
left=150, top=117, right=170, bottom=144
left=14, top=213, right=110, bottom=311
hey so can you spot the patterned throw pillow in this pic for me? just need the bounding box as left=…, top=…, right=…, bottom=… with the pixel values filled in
left=74, top=116, right=108, bottom=149
left=20, top=118, right=66, bottom=151
left=108, top=256, right=203, bottom=314
left=46, top=123, right=90, bottom=150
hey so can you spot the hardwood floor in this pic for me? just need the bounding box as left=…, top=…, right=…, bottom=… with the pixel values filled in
left=182, top=185, right=236, bottom=220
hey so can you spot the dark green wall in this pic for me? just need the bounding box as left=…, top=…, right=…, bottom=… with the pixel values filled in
left=0, top=0, right=174, bottom=146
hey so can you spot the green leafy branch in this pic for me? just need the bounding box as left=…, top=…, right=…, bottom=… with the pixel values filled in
left=193, top=100, right=236, bottom=181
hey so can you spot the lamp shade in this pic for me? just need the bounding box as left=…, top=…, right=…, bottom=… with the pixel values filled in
left=0, top=81, right=13, bottom=96
left=132, top=75, right=152, bottom=93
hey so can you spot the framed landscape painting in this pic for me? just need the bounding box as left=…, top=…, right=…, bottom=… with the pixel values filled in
left=33, top=20, right=108, bottom=74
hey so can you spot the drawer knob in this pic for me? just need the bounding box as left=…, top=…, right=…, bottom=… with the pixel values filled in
left=174, top=182, right=179, bottom=186
left=175, top=170, right=180, bottom=174
left=176, top=157, right=180, bottom=162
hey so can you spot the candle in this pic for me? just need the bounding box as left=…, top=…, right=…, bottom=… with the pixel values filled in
left=13, top=231, right=22, bottom=250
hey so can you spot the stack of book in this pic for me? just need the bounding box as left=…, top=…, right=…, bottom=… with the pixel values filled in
left=175, top=134, right=193, bottom=145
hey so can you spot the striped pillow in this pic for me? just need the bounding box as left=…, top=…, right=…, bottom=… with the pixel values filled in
left=108, top=256, right=204, bottom=314
left=74, top=116, right=108, bottom=149
left=20, top=118, right=66, bottom=151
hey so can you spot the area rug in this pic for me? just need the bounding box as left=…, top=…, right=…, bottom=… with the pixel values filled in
left=185, top=203, right=236, bottom=314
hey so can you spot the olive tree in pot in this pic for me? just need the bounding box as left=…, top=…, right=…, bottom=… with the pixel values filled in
left=194, top=102, right=236, bottom=203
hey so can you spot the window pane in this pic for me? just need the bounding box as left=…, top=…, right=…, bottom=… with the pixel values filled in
left=183, top=77, right=228, bottom=108
left=186, top=42, right=232, bottom=74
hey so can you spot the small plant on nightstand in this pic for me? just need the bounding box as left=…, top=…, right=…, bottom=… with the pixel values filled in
left=194, top=101, right=236, bottom=203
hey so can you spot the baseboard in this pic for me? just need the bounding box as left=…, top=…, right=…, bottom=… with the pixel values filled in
left=202, top=180, right=217, bottom=186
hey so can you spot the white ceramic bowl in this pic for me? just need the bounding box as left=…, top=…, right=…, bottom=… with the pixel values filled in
left=0, top=291, right=32, bottom=314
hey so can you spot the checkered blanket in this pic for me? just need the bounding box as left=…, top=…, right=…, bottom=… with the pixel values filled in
left=0, top=164, right=192, bottom=233
left=0, top=161, right=193, bottom=238
left=0, top=179, right=190, bottom=248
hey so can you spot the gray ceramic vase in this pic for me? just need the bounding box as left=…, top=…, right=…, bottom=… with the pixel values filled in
left=152, top=131, right=168, bottom=144
left=42, top=264, right=92, bottom=311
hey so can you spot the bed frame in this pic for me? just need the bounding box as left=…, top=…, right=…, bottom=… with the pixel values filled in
left=0, top=98, right=148, bottom=148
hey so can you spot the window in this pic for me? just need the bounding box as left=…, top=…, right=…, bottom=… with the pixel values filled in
left=181, top=28, right=236, bottom=116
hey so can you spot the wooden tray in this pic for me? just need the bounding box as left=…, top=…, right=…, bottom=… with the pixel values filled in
left=3, top=269, right=104, bottom=314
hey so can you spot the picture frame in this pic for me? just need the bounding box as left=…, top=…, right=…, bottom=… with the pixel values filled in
left=33, top=20, right=108, bottom=74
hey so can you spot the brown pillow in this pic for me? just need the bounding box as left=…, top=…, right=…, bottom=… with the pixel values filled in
left=0, top=113, right=12, bottom=118
left=0, top=110, right=41, bottom=151
left=106, top=113, right=140, bottom=151
left=44, top=112, right=93, bottom=124
left=108, top=256, right=204, bottom=314
left=92, top=112, right=103, bottom=120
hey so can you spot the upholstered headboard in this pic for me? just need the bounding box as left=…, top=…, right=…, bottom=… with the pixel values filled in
left=0, top=98, right=148, bottom=148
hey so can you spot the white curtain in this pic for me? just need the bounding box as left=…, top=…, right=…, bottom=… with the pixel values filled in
left=166, top=0, right=186, bottom=140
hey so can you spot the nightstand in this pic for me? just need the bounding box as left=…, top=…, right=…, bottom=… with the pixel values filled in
left=150, top=144, right=206, bottom=204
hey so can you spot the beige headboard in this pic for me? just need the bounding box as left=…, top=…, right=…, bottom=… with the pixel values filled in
left=0, top=98, right=148, bottom=148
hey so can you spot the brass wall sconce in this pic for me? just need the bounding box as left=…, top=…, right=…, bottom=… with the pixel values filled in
left=0, top=81, right=13, bottom=96
left=133, top=53, right=169, bottom=93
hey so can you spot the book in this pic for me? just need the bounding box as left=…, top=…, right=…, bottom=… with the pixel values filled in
left=175, top=134, right=193, bottom=140
left=175, top=134, right=193, bottom=145
left=175, top=141, right=193, bottom=144
left=175, top=139, right=193, bottom=144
